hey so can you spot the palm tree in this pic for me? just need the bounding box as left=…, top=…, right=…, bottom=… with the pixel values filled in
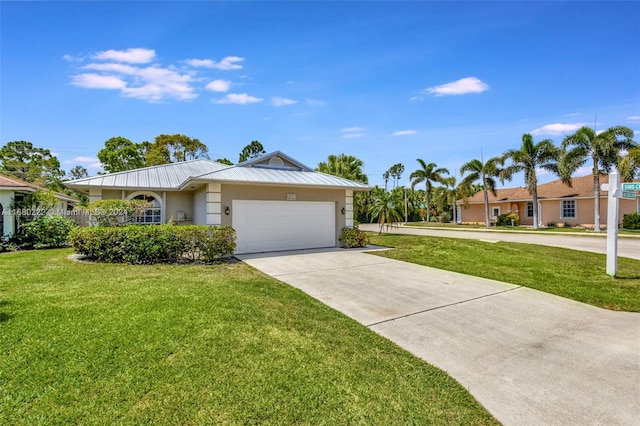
left=501, top=134, right=560, bottom=229
left=561, top=126, right=636, bottom=231
left=619, top=146, right=640, bottom=182
left=316, top=154, right=369, bottom=184
left=437, top=176, right=468, bottom=224
left=460, top=156, right=504, bottom=227
left=368, top=187, right=404, bottom=234
left=409, top=159, right=449, bottom=223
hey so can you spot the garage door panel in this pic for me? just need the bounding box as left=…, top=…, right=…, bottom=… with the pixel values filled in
left=232, top=200, right=335, bottom=254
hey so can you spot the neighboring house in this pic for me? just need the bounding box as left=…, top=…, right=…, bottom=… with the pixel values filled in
left=0, top=174, right=78, bottom=238
left=458, top=174, right=639, bottom=228
left=65, top=151, right=370, bottom=254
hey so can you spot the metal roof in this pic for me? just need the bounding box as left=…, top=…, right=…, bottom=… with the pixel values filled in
left=194, top=167, right=370, bottom=189
left=65, top=155, right=370, bottom=191
left=66, top=160, right=229, bottom=190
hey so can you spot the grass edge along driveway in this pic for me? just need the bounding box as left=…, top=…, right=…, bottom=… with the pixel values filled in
left=0, top=248, right=497, bottom=425
left=368, top=233, right=640, bottom=312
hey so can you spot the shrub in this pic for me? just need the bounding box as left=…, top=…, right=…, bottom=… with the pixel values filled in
left=16, top=215, right=77, bottom=249
left=339, top=227, right=369, bottom=248
left=496, top=213, right=520, bottom=226
left=84, top=199, right=152, bottom=227
left=622, top=212, right=640, bottom=230
left=69, top=225, right=236, bottom=264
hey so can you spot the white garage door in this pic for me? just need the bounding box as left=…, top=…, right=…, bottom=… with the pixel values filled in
left=232, top=200, right=336, bottom=254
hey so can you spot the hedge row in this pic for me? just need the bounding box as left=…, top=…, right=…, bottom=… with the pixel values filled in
left=69, top=225, right=236, bottom=264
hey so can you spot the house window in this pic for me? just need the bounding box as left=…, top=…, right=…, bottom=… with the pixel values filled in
left=132, top=194, right=162, bottom=224
left=491, top=206, right=500, bottom=218
left=526, top=202, right=534, bottom=218
left=561, top=200, right=576, bottom=219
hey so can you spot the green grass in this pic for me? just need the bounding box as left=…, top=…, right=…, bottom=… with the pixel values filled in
left=368, top=234, right=640, bottom=312
left=0, top=249, right=497, bottom=425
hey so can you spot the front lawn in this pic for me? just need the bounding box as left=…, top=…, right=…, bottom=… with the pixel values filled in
left=368, top=234, right=640, bottom=312
left=0, top=249, right=497, bottom=425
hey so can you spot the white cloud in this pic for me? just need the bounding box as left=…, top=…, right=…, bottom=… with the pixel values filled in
left=93, top=48, right=155, bottom=64
left=341, top=127, right=364, bottom=133
left=565, top=112, right=581, bottom=117
left=73, top=156, right=98, bottom=163
left=424, top=76, right=489, bottom=96
left=83, top=63, right=139, bottom=74
left=530, top=123, right=585, bottom=135
left=71, top=73, right=127, bottom=89
left=306, top=98, right=328, bottom=106
left=205, top=79, right=232, bottom=92
left=410, top=96, right=424, bottom=102
left=185, top=56, right=244, bottom=70
left=272, top=96, right=298, bottom=107
left=342, top=133, right=365, bottom=139
left=215, top=93, right=263, bottom=104
left=627, top=116, right=640, bottom=121
left=393, top=130, right=417, bottom=136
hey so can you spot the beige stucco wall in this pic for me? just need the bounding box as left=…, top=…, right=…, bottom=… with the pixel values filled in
left=192, top=186, right=206, bottom=225
left=462, top=197, right=639, bottom=227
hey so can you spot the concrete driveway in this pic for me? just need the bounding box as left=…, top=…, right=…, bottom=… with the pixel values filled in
left=358, top=223, right=640, bottom=260
left=238, top=248, right=640, bottom=426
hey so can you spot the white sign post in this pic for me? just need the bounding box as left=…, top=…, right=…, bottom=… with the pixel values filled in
left=601, top=172, right=620, bottom=277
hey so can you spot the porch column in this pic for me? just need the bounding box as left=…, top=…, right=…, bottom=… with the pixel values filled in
left=206, top=183, right=222, bottom=226
left=0, top=191, right=14, bottom=237
left=345, top=190, right=354, bottom=228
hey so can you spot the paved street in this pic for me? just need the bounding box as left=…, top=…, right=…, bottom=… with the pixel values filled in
left=359, top=223, right=640, bottom=260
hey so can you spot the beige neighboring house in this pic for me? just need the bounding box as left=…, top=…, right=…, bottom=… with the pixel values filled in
left=65, top=151, right=370, bottom=254
left=458, top=174, right=640, bottom=228
left=0, top=174, right=78, bottom=238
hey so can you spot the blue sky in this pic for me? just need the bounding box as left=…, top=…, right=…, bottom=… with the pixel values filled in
left=1, top=1, right=639, bottom=188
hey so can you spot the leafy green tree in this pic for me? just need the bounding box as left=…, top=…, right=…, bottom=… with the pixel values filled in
left=501, top=134, right=560, bottom=229
left=146, top=134, right=209, bottom=166
left=316, top=154, right=369, bottom=184
left=409, top=159, right=449, bottom=223
left=68, top=165, right=89, bottom=180
left=368, top=187, right=404, bottom=234
left=0, top=141, right=64, bottom=187
left=460, top=156, right=504, bottom=228
left=238, top=141, right=266, bottom=163
left=619, top=146, right=640, bottom=182
left=97, top=137, right=145, bottom=173
left=214, top=158, right=234, bottom=166
left=561, top=125, right=636, bottom=231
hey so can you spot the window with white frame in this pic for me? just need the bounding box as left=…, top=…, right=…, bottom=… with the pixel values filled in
left=526, top=202, right=534, bottom=218
left=491, top=206, right=500, bottom=218
left=561, top=200, right=576, bottom=219
left=133, top=194, right=162, bottom=224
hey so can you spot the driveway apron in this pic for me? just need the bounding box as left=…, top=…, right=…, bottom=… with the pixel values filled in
left=238, top=248, right=640, bottom=426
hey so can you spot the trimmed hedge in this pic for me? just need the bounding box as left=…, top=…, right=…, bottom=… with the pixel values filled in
left=339, top=227, right=369, bottom=248
left=69, top=225, right=236, bottom=264
left=622, top=212, right=640, bottom=230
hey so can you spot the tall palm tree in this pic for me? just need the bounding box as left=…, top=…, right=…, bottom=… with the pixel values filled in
left=409, top=159, right=449, bottom=223
left=501, top=133, right=560, bottom=229
left=561, top=126, right=636, bottom=231
left=368, top=187, right=404, bottom=234
left=460, top=156, right=504, bottom=227
left=316, top=153, right=369, bottom=184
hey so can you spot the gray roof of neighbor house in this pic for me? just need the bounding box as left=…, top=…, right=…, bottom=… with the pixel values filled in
left=65, top=159, right=230, bottom=190
left=0, top=173, right=78, bottom=202
left=65, top=154, right=370, bottom=191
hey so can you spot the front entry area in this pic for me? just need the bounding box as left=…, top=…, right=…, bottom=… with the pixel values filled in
left=232, top=200, right=336, bottom=254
